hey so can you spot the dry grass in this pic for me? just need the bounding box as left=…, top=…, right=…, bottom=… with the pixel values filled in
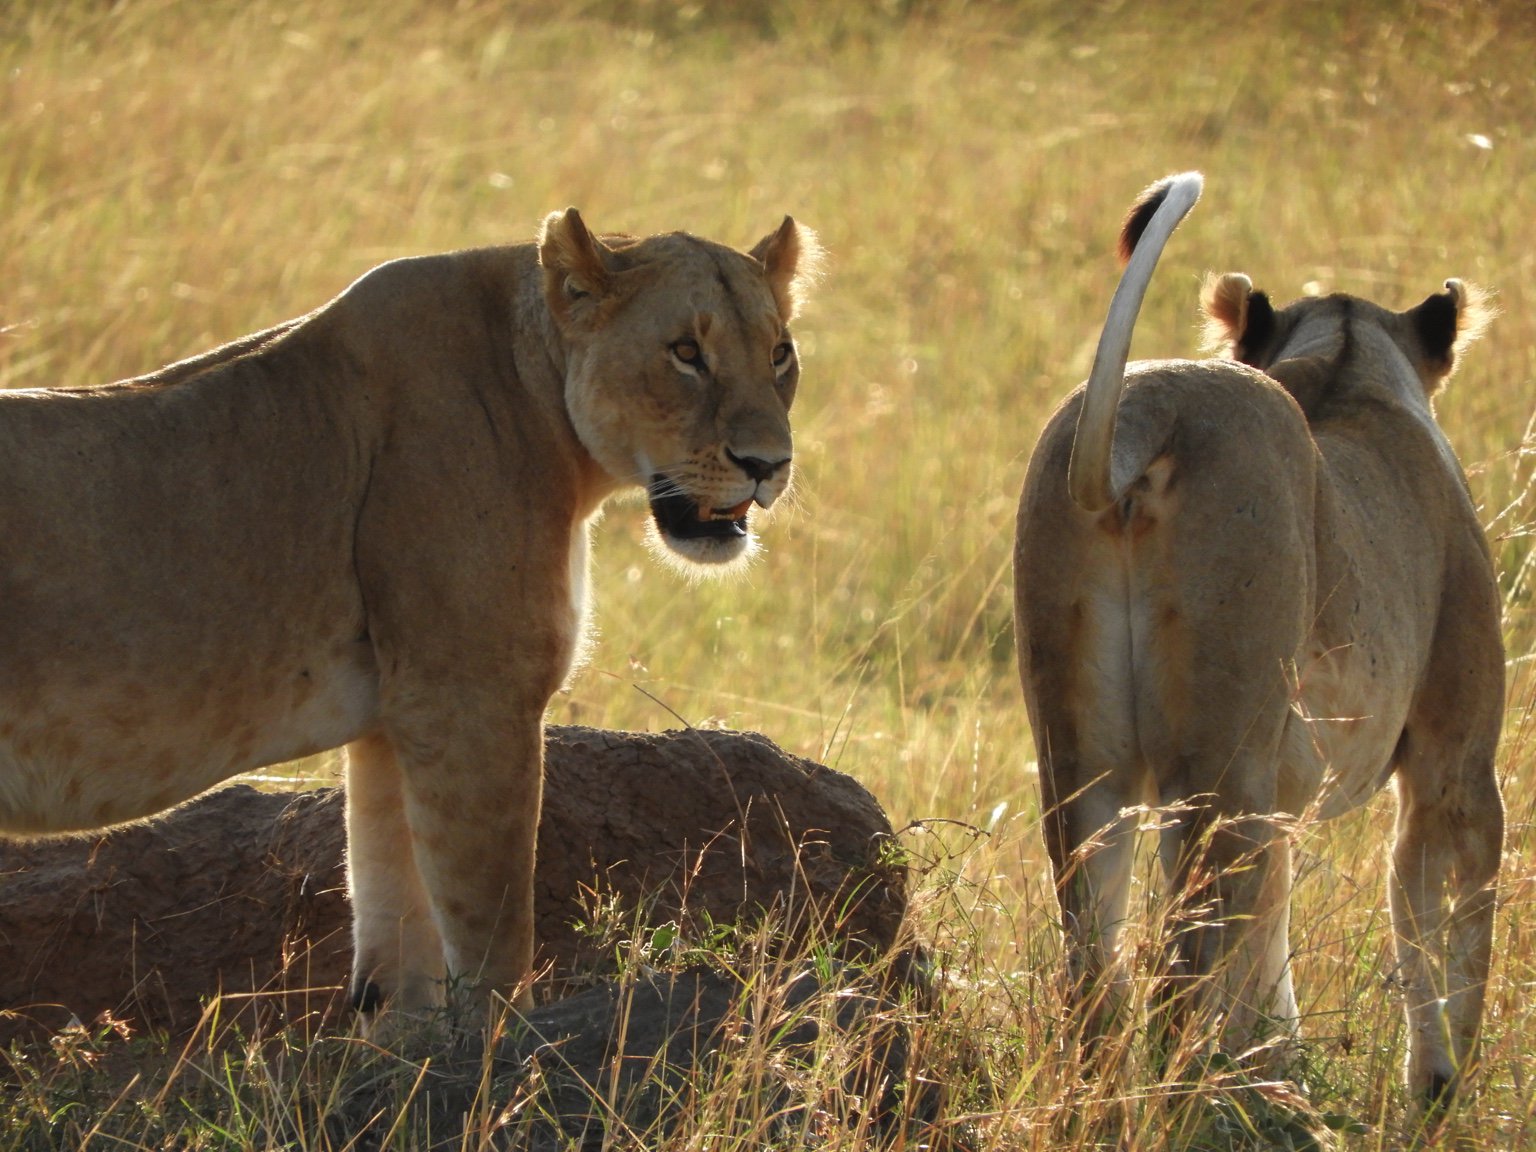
left=3, top=0, right=1535, bottom=1147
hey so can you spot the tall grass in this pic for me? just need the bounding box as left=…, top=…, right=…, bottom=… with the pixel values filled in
left=3, top=1, right=1534, bottom=1146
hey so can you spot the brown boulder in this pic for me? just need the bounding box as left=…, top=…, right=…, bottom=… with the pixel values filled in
left=0, top=726, right=903, bottom=1044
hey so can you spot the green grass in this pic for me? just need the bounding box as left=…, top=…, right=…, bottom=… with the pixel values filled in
left=3, top=0, right=1536, bottom=1147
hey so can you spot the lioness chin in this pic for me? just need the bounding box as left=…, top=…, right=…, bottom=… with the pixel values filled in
left=0, top=209, right=819, bottom=1034
left=1014, top=172, right=1503, bottom=1117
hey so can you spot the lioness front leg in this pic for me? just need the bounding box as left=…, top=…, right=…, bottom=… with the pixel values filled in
left=1390, top=735, right=1502, bottom=1111
left=384, top=689, right=546, bottom=1023
left=1388, top=579, right=1504, bottom=1115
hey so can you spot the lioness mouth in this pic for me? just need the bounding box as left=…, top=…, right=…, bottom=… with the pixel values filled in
left=648, top=478, right=751, bottom=541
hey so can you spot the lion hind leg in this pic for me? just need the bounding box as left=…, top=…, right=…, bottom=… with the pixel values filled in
left=1155, top=797, right=1299, bottom=1065
left=1052, top=780, right=1146, bottom=1049
left=1133, top=584, right=1304, bottom=1061
left=1029, top=588, right=1150, bottom=1056
left=1219, top=831, right=1299, bottom=1059
left=344, top=733, right=446, bottom=1021
left=1162, top=819, right=1299, bottom=1047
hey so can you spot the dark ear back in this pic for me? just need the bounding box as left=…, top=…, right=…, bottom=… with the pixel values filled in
left=1412, top=288, right=1460, bottom=368
left=1240, top=291, right=1276, bottom=364
left=1407, top=278, right=1493, bottom=385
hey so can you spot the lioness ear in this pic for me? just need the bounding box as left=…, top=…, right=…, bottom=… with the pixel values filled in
left=1410, top=278, right=1494, bottom=381
left=751, top=216, right=823, bottom=322
left=1200, top=271, right=1274, bottom=363
left=539, top=207, right=612, bottom=325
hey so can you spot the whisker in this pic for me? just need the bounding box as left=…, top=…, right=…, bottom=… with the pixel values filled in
left=646, top=475, right=690, bottom=501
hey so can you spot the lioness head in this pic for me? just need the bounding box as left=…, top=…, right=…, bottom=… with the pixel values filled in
left=1201, top=272, right=1493, bottom=414
left=539, top=209, right=820, bottom=568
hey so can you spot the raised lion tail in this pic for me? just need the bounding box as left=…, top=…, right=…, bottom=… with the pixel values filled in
left=1067, top=171, right=1203, bottom=513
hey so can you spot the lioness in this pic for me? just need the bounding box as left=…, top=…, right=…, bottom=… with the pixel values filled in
left=0, top=210, right=818, bottom=1028
left=1014, top=172, right=1503, bottom=1111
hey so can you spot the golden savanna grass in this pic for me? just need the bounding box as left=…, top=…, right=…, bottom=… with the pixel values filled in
left=3, top=1, right=1535, bottom=1147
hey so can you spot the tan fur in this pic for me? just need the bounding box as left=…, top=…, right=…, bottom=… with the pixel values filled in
left=0, top=210, right=819, bottom=1028
left=1015, top=176, right=1503, bottom=1112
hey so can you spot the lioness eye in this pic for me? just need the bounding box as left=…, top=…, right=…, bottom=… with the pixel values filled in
left=671, top=339, right=702, bottom=365
left=772, top=341, right=794, bottom=369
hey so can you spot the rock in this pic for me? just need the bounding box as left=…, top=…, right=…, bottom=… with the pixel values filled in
left=0, top=726, right=904, bottom=1045
left=326, top=963, right=924, bottom=1151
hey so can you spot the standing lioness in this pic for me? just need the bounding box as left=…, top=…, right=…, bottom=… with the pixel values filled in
left=1015, top=173, right=1503, bottom=1112
left=0, top=210, right=818, bottom=1028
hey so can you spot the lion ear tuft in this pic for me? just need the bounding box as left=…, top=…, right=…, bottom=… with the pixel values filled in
left=1200, top=272, right=1273, bottom=362
left=751, top=216, right=823, bottom=322
left=1199, top=272, right=1252, bottom=350
left=539, top=208, right=612, bottom=322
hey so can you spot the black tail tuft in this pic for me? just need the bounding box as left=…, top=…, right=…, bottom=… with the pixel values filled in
left=1118, top=176, right=1181, bottom=265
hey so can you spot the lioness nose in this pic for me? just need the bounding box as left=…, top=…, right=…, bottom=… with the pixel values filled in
left=726, top=449, right=790, bottom=482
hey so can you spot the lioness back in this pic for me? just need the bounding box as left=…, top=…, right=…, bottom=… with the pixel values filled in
left=0, top=323, right=382, bottom=830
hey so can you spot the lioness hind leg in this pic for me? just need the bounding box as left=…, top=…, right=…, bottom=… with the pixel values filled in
left=345, top=733, right=445, bottom=1019
left=1044, top=774, right=1147, bottom=1052
left=1156, top=802, right=1299, bottom=1065
left=1390, top=736, right=1502, bottom=1112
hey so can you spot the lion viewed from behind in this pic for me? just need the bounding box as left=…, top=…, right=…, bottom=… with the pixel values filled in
left=1014, top=172, right=1503, bottom=1116
left=0, top=209, right=819, bottom=1032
